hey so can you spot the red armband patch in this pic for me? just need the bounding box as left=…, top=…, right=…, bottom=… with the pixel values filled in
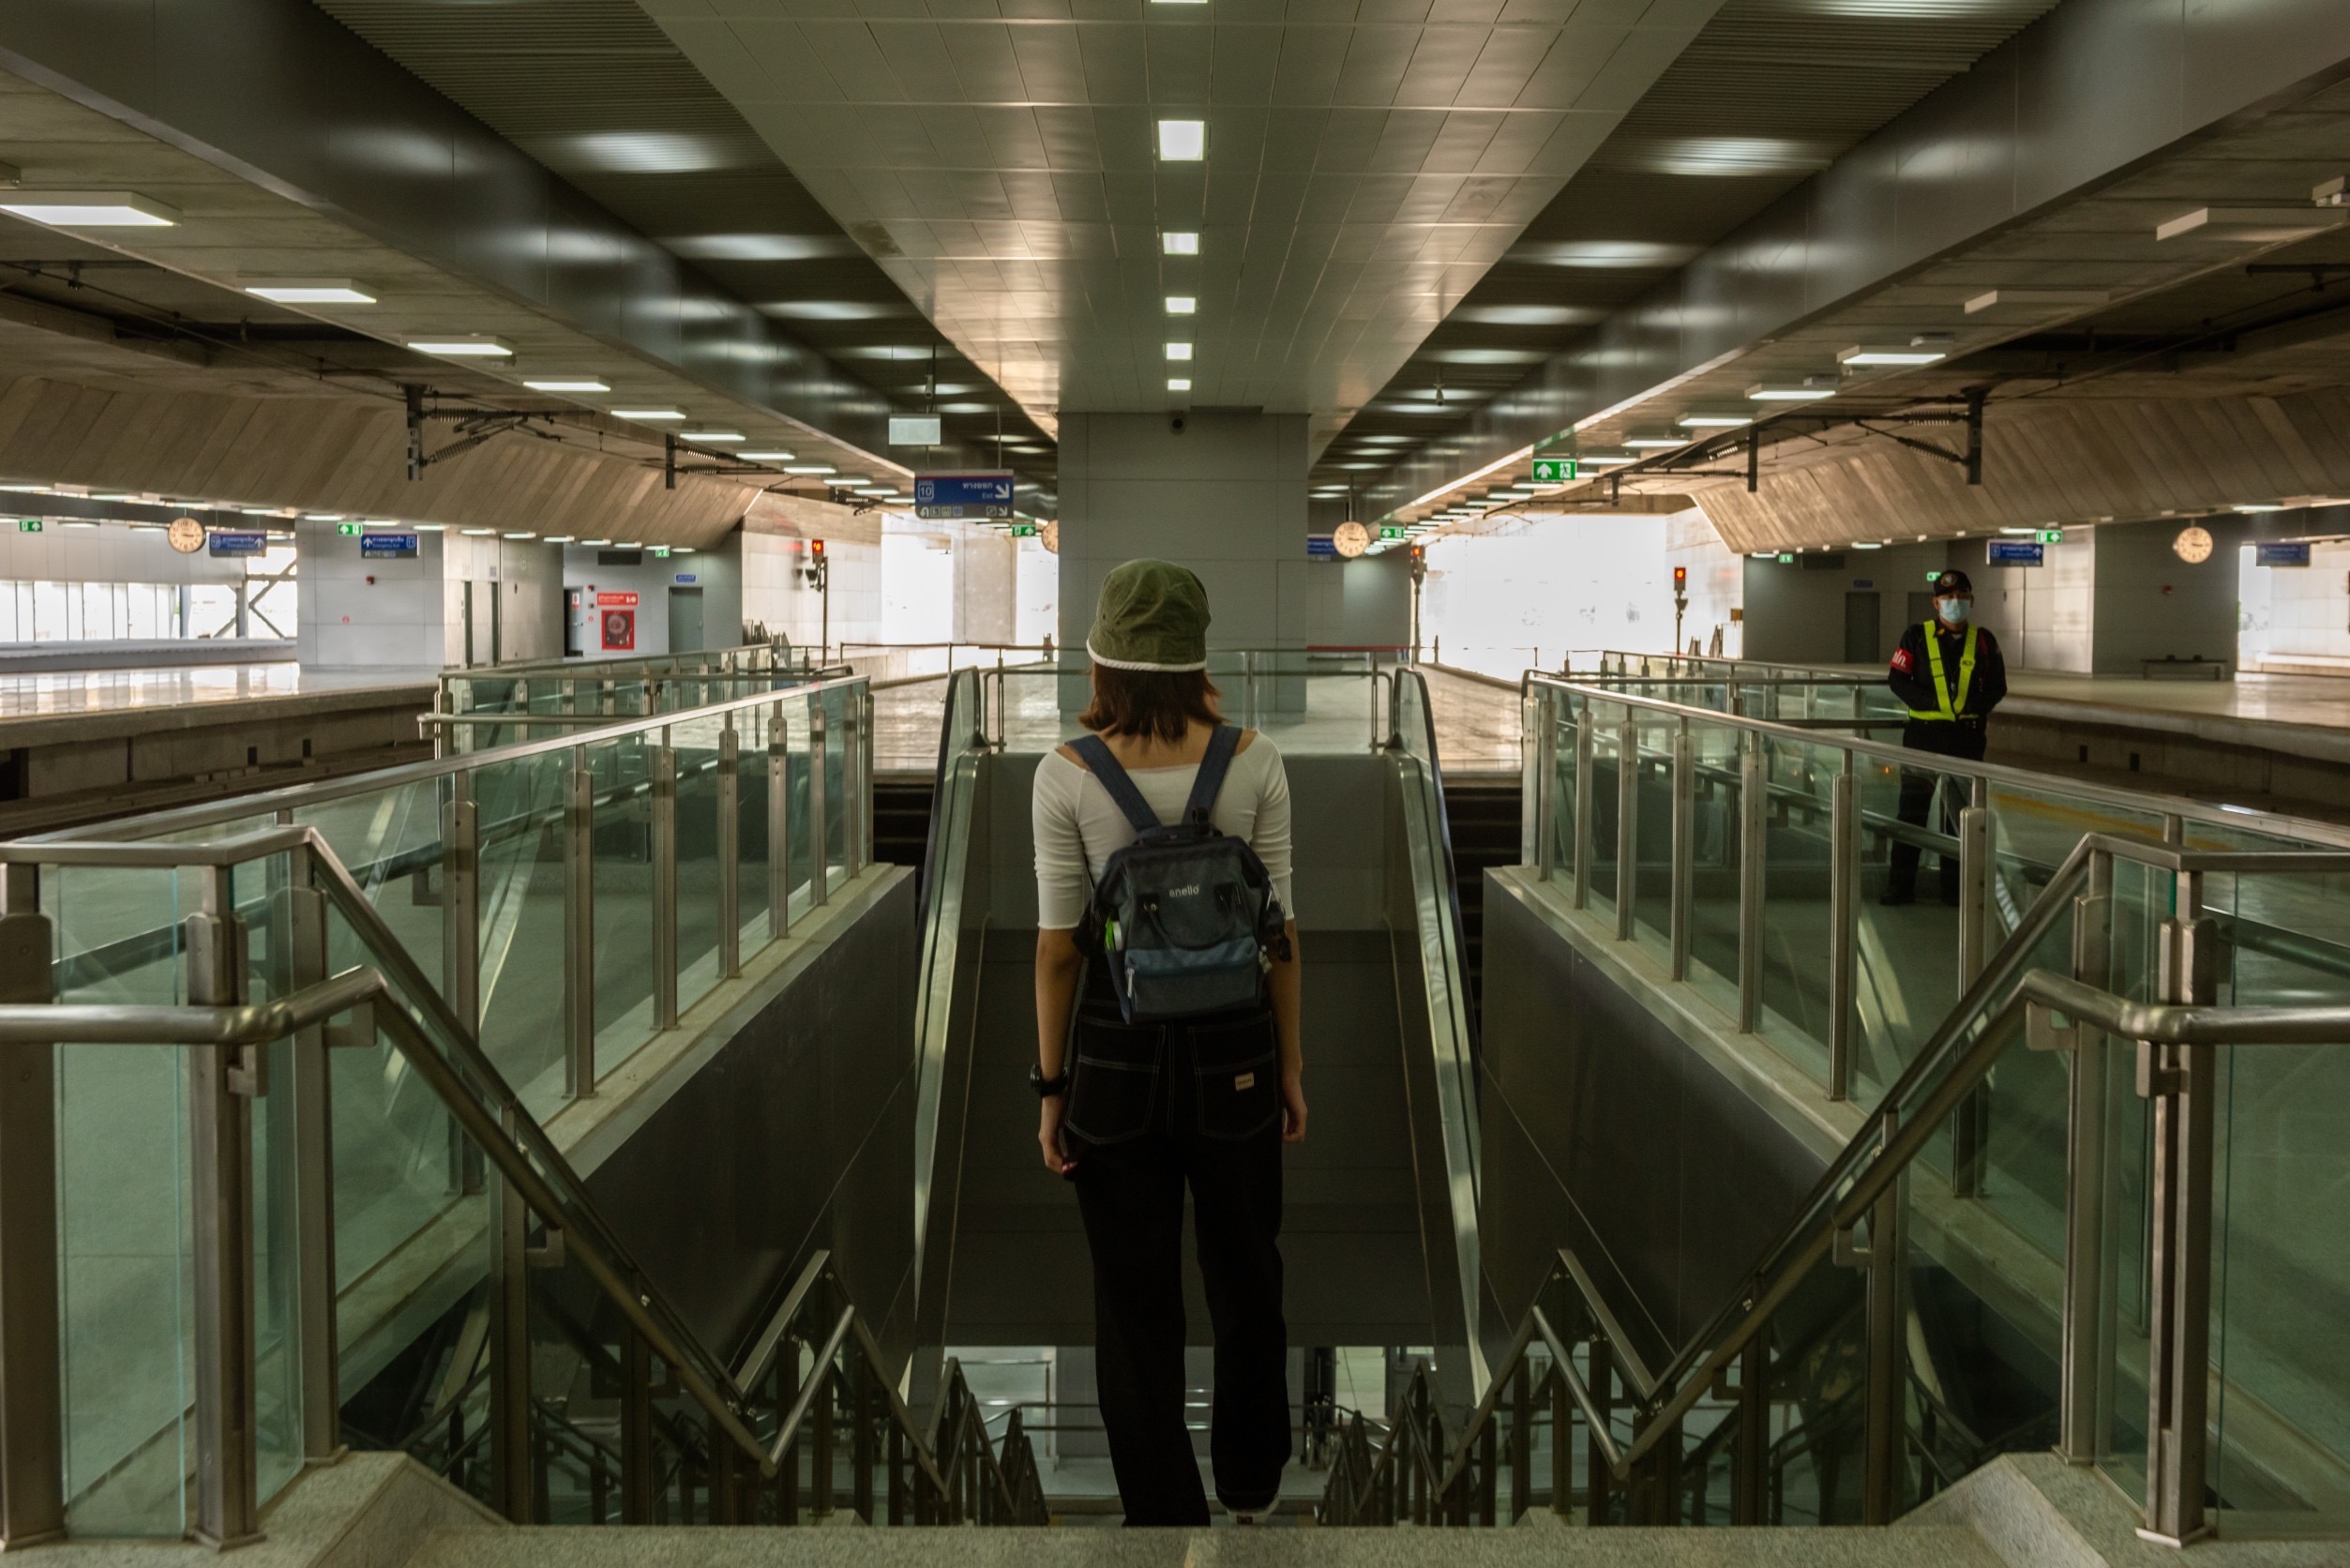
left=1890, top=647, right=1914, bottom=674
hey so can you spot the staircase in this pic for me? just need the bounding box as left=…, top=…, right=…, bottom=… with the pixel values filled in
left=874, top=775, right=936, bottom=874
left=1440, top=775, right=1519, bottom=1022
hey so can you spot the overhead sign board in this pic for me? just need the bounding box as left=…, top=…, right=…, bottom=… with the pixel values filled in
left=914, top=471, right=1014, bottom=520
left=889, top=415, right=942, bottom=446
left=2257, top=540, right=2312, bottom=567
left=1986, top=540, right=2044, bottom=565
left=359, top=531, right=419, bottom=558
left=207, top=530, right=267, bottom=557
left=1306, top=534, right=1336, bottom=559
left=595, top=591, right=640, bottom=608
left=1529, top=458, right=1580, bottom=484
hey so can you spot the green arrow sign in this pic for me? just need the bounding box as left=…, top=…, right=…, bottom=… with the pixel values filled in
left=2035, top=528, right=2064, bottom=544
left=14, top=519, right=39, bottom=533
left=1379, top=525, right=1408, bottom=540
left=1009, top=522, right=1037, bottom=537
left=1530, top=458, right=1579, bottom=484
left=337, top=521, right=361, bottom=536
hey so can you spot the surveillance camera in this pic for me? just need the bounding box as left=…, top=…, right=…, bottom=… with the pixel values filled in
left=1170, top=415, right=1186, bottom=435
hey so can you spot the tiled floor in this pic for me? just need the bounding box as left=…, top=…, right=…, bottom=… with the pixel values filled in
left=0, top=661, right=419, bottom=719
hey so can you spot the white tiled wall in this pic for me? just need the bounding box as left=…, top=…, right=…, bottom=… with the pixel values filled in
left=2241, top=540, right=2350, bottom=671
left=299, top=520, right=447, bottom=675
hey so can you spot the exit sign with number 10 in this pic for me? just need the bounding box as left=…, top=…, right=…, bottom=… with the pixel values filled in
left=1530, top=458, right=1579, bottom=483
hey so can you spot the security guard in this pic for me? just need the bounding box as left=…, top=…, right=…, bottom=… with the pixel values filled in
left=1883, top=569, right=2006, bottom=906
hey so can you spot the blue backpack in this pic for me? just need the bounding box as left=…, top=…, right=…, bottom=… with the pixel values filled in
left=1070, top=726, right=1288, bottom=1024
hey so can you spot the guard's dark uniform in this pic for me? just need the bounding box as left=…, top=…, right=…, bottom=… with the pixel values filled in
left=1884, top=574, right=2006, bottom=903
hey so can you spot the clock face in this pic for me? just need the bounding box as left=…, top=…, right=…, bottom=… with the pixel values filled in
left=1333, top=520, right=1370, bottom=559
left=2173, top=524, right=2215, bottom=565
left=167, top=516, right=206, bottom=554
left=1039, top=519, right=1060, bottom=556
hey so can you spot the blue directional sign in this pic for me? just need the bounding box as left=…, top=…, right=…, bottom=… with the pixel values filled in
left=2257, top=541, right=2312, bottom=567
left=359, top=531, right=419, bottom=559
left=914, top=471, right=1015, bottom=520
left=1986, top=540, right=2044, bottom=565
left=207, top=530, right=268, bottom=557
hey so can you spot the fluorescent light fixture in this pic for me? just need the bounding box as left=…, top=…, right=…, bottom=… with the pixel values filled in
left=407, top=335, right=515, bottom=357
left=523, top=378, right=610, bottom=393
left=543, top=535, right=577, bottom=543
left=1578, top=454, right=1636, bottom=466
left=681, top=430, right=744, bottom=443
left=613, top=408, right=686, bottom=421
left=503, top=531, right=537, bottom=539
left=1964, top=288, right=2107, bottom=314
left=580, top=538, right=611, bottom=546
left=243, top=279, right=376, bottom=305
left=1162, top=232, right=1199, bottom=255
left=1851, top=541, right=1884, bottom=550
left=460, top=527, right=498, bottom=535
left=239, top=506, right=287, bottom=516
left=303, top=513, right=346, bottom=521
left=1623, top=433, right=1684, bottom=448
left=1997, top=525, right=2036, bottom=535
left=1166, top=342, right=1194, bottom=361
left=62, top=520, right=98, bottom=529
left=1168, top=378, right=1192, bottom=392
left=1166, top=295, right=1197, bottom=314
left=1157, top=120, right=1206, bottom=160
left=739, top=450, right=797, bottom=461
left=783, top=464, right=836, bottom=475
left=674, top=547, right=698, bottom=554
left=1677, top=411, right=1752, bottom=428
left=2233, top=503, right=2284, bottom=513
left=2156, top=207, right=2345, bottom=244
left=414, top=524, right=446, bottom=533
left=1746, top=383, right=1832, bottom=402
left=1839, top=344, right=1946, bottom=367
left=0, top=191, right=178, bottom=227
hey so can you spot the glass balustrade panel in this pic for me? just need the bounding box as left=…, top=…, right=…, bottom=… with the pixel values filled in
left=1682, top=716, right=1747, bottom=1018
left=290, top=777, right=450, bottom=1000
left=1584, top=702, right=1622, bottom=921
left=671, top=716, right=726, bottom=1016
left=1755, top=737, right=1843, bottom=1088
left=1848, top=751, right=1968, bottom=1101
left=735, top=705, right=773, bottom=953
left=1628, top=712, right=1675, bottom=963
left=471, top=749, right=575, bottom=1118
left=588, top=735, right=657, bottom=1080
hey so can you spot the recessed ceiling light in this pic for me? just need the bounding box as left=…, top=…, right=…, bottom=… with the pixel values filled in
left=460, top=527, right=498, bottom=535
left=783, top=464, right=836, bottom=475
left=1746, top=383, right=1832, bottom=402
left=681, top=430, right=744, bottom=442
left=1168, top=378, right=1192, bottom=391
left=407, top=335, right=515, bottom=357
left=61, top=520, right=99, bottom=530
left=413, top=523, right=446, bottom=533
left=739, top=450, right=796, bottom=461
left=543, top=535, right=577, bottom=543
left=243, top=279, right=376, bottom=305
left=524, top=378, right=610, bottom=393
left=674, top=547, right=698, bottom=554
left=303, top=513, right=345, bottom=521
left=1852, top=540, right=1884, bottom=550
left=613, top=408, right=686, bottom=421
left=1167, top=295, right=1197, bottom=314
left=1157, top=120, right=1206, bottom=160
left=2233, top=503, right=2284, bottom=513
left=503, top=531, right=537, bottom=539
left=2156, top=207, right=2345, bottom=244
left=580, top=537, right=612, bottom=546
left=1623, top=434, right=1685, bottom=448
left=1678, top=412, right=1752, bottom=428
left=1166, top=342, right=1194, bottom=360
left=0, top=191, right=179, bottom=228
left=1162, top=232, right=1199, bottom=255
left=1839, top=344, right=1946, bottom=367
left=1964, top=288, right=2108, bottom=314
left=1578, top=454, right=1636, bottom=465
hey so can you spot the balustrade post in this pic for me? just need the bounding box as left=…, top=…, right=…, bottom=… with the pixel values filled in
left=444, top=773, right=483, bottom=1192
left=1736, top=731, right=1766, bottom=1033
left=768, top=703, right=793, bottom=938
left=1587, top=1344, right=1611, bottom=1525
left=2142, top=878, right=2218, bottom=1545
left=651, top=740, right=679, bottom=1028
left=1731, top=1334, right=1766, bottom=1524
left=718, top=722, right=742, bottom=978
left=1669, top=720, right=1693, bottom=980
left=2059, top=850, right=2116, bottom=1465
left=187, top=866, right=262, bottom=1545
left=272, top=839, right=343, bottom=1462
left=808, top=699, right=831, bottom=909
left=1509, top=1361, right=1529, bottom=1524
left=1572, top=708, right=1594, bottom=909
left=488, top=1103, right=533, bottom=1521
left=1861, top=1109, right=1906, bottom=1526
left=565, top=753, right=595, bottom=1095
left=1529, top=688, right=1554, bottom=876
left=1615, top=713, right=1639, bottom=940
left=621, top=1328, right=654, bottom=1523
left=1828, top=758, right=1858, bottom=1100
left=0, top=864, right=63, bottom=1546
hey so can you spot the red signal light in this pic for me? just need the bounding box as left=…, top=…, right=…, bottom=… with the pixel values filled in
left=1673, top=565, right=1687, bottom=586
left=811, top=538, right=826, bottom=557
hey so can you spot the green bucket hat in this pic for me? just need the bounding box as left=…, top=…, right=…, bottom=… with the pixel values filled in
left=1087, top=559, right=1211, bottom=671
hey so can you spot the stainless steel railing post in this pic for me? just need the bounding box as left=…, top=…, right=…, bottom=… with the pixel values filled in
left=488, top=1100, right=534, bottom=1521
left=1526, top=686, right=1550, bottom=873
left=1737, top=732, right=1766, bottom=1034
left=1860, top=1109, right=1904, bottom=1525
left=841, top=696, right=864, bottom=881
left=2142, top=875, right=2219, bottom=1545
left=863, top=685, right=877, bottom=868
left=1615, top=712, right=1639, bottom=940
left=1951, top=792, right=1993, bottom=1196
left=0, top=864, right=63, bottom=1547
left=718, top=721, right=742, bottom=979
left=186, top=864, right=261, bottom=1546
left=565, top=751, right=595, bottom=1097
left=1828, top=760, right=1857, bottom=1101
left=1669, top=719, right=1693, bottom=981
left=1572, top=707, right=1594, bottom=910
left=274, top=839, right=343, bottom=1463
left=652, top=741, right=679, bottom=1029
left=443, top=771, right=484, bottom=1194
left=808, top=699, right=831, bottom=910
left=768, top=702, right=791, bottom=939
left=2058, top=848, right=2114, bottom=1465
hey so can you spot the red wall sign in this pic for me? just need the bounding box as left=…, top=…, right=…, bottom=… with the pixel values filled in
left=595, top=590, right=640, bottom=607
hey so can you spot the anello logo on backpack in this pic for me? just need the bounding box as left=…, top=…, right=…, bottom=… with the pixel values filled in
left=1169, top=884, right=1201, bottom=897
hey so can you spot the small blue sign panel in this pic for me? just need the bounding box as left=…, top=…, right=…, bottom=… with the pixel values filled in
left=1851, top=578, right=1875, bottom=590
left=674, top=573, right=697, bottom=583
left=1306, top=535, right=1336, bottom=559
left=359, top=531, right=419, bottom=559
left=913, top=471, right=1015, bottom=520
left=1986, top=540, right=2044, bottom=565
left=207, top=530, right=267, bottom=557
left=2256, top=541, right=2312, bottom=567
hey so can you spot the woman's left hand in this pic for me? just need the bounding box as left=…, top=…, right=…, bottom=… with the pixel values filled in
left=1038, top=1094, right=1076, bottom=1175
left=1280, top=1071, right=1308, bottom=1144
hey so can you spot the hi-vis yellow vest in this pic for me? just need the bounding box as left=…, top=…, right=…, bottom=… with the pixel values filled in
left=1906, top=623, right=1978, bottom=722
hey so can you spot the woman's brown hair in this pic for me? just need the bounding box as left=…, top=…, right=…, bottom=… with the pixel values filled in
left=1078, top=663, right=1223, bottom=745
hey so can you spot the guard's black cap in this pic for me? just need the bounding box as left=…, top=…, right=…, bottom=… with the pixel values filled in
left=1931, top=569, right=1973, bottom=596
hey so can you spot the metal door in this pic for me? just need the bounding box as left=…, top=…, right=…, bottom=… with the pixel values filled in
left=669, top=585, right=704, bottom=653
left=1843, top=590, right=1881, bottom=664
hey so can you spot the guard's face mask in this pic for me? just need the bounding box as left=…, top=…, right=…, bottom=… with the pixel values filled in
left=1937, top=596, right=1972, bottom=626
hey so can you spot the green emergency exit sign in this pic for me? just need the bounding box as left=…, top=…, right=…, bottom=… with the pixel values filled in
left=1009, top=522, right=1036, bottom=537
left=1530, top=458, right=1579, bottom=484
left=2035, top=528, right=2064, bottom=544
left=14, top=519, right=39, bottom=533
left=337, top=522, right=361, bottom=536
left=1379, top=525, right=1408, bottom=540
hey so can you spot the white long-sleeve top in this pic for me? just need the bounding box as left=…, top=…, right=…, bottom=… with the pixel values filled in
left=1031, top=733, right=1296, bottom=931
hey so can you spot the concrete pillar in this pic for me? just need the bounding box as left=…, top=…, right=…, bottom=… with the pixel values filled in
left=1056, top=411, right=1308, bottom=707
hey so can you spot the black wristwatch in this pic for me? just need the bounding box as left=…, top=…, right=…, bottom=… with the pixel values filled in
left=1030, top=1063, right=1070, bottom=1099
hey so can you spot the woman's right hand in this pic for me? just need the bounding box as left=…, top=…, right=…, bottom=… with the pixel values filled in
left=1038, top=1095, right=1075, bottom=1175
